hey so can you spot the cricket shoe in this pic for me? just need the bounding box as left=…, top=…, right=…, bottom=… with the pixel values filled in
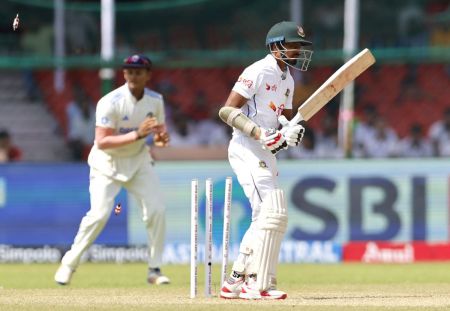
left=220, top=275, right=245, bottom=299
left=54, top=264, right=75, bottom=285
left=239, top=275, right=287, bottom=300
left=147, top=268, right=170, bottom=285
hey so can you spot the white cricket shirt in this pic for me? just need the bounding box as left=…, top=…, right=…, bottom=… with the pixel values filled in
left=88, top=83, right=165, bottom=181
left=232, top=54, right=294, bottom=137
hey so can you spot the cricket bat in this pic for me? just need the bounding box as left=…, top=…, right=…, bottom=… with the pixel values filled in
left=285, top=48, right=376, bottom=126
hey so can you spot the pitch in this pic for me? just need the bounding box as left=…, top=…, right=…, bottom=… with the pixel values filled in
left=1, top=263, right=450, bottom=310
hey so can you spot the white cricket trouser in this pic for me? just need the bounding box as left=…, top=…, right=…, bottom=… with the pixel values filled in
left=61, top=164, right=166, bottom=269
left=228, top=136, right=280, bottom=273
left=228, top=136, right=278, bottom=218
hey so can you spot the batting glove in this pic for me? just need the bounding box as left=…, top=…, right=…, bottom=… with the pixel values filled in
left=259, top=128, right=288, bottom=154
left=279, top=115, right=305, bottom=147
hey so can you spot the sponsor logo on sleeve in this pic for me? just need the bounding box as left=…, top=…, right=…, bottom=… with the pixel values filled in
left=119, top=127, right=138, bottom=134
left=237, top=76, right=253, bottom=89
left=101, top=117, right=109, bottom=125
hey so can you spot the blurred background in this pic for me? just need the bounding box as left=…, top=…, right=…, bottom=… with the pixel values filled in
left=0, top=0, right=449, bottom=265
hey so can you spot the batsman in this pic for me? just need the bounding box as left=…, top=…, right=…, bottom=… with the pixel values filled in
left=219, top=21, right=313, bottom=299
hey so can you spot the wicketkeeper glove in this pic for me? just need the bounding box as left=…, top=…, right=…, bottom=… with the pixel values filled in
left=279, top=115, right=305, bottom=147
left=259, top=128, right=288, bottom=154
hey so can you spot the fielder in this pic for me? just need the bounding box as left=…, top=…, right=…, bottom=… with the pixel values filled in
left=55, top=54, right=171, bottom=285
left=219, top=21, right=313, bottom=299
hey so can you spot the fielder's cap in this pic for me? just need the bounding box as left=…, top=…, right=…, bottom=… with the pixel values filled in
left=123, top=54, right=152, bottom=69
left=266, top=21, right=312, bottom=46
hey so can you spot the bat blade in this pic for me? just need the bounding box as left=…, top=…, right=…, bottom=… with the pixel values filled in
left=296, top=48, right=375, bottom=122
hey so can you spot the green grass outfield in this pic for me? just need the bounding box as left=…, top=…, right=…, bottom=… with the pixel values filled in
left=1, top=263, right=450, bottom=310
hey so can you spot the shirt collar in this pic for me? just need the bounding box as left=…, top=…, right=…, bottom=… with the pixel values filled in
left=265, top=54, right=286, bottom=78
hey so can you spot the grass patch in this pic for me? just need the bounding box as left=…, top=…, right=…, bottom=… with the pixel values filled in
left=1, top=263, right=450, bottom=310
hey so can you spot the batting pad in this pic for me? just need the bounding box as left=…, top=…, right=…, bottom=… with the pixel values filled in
left=251, top=189, right=288, bottom=291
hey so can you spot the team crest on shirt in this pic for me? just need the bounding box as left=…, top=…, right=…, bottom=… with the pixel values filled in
left=259, top=160, right=268, bottom=168
left=101, top=116, right=109, bottom=124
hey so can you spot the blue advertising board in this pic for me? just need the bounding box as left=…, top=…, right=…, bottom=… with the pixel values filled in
left=0, top=159, right=449, bottom=263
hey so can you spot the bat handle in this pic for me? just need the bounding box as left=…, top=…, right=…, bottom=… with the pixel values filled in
left=290, top=113, right=303, bottom=125
left=279, top=113, right=304, bottom=134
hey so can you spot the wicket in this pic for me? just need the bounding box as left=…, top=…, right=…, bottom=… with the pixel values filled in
left=190, top=177, right=232, bottom=298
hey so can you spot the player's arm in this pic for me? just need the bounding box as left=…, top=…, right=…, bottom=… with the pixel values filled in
left=95, top=117, right=161, bottom=150
left=220, top=91, right=261, bottom=139
left=219, top=91, right=287, bottom=154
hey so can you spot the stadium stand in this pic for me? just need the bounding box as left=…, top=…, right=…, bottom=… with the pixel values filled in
left=34, top=62, right=448, bottom=145
left=0, top=71, right=69, bottom=161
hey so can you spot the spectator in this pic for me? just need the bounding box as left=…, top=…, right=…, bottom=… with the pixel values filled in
left=398, top=123, right=432, bottom=157
left=189, top=90, right=209, bottom=121
left=428, top=107, right=450, bottom=157
left=66, top=85, right=96, bottom=161
left=353, top=104, right=378, bottom=157
left=316, top=113, right=344, bottom=159
left=155, top=76, right=178, bottom=123
left=196, top=107, right=231, bottom=146
left=65, top=10, right=98, bottom=55
left=397, top=0, right=428, bottom=47
left=362, top=117, right=399, bottom=158
left=167, top=111, right=200, bottom=147
left=398, top=64, right=432, bottom=104
left=0, top=130, right=22, bottom=162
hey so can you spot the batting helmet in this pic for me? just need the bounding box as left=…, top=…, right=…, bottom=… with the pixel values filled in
left=266, top=21, right=312, bottom=47
left=265, top=21, right=313, bottom=71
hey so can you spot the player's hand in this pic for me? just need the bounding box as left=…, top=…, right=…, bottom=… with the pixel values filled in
left=279, top=115, right=305, bottom=147
left=259, top=128, right=287, bottom=154
left=154, top=132, right=170, bottom=147
left=136, top=117, right=159, bottom=139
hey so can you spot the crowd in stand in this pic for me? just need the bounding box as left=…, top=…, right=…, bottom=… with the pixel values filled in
left=2, top=103, right=449, bottom=163
left=158, top=102, right=450, bottom=160
left=2, top=70, right=449, bottom=163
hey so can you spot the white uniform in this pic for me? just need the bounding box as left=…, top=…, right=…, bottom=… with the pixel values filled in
left=61, top=83, right=167, bottom=270
left=228, top=54, right=293, bottom=269
left=229, top=54, right=293, bottom=216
